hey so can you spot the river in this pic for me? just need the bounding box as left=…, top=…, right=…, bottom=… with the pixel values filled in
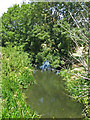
left=23, top=70, right=83, bottom=118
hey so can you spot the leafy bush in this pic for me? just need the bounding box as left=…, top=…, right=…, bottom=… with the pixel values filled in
left=2, top=45, right=39, bottom=118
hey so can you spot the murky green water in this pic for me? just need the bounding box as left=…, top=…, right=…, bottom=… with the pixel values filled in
left=24, top=70, right=83, bottom=118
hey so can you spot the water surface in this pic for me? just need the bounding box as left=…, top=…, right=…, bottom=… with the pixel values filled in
left=24, top=70, right=83, bottom=118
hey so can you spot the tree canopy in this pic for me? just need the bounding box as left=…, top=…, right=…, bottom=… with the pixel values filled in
left=1, top=2, right=89, bottom=69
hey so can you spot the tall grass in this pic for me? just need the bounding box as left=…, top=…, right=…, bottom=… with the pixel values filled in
left=59, top=69, right=89, bottom=119
left=2, top=45, right=39, bottom=118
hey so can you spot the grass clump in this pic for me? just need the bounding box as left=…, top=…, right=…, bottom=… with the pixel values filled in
left=2, top=45, right=39, bottom=118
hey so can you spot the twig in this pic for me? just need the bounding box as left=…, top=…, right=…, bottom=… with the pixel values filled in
left=74, top=73, right=90, bottom=80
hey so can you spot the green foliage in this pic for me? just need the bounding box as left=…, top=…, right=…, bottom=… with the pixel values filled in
left=1, top=3, right=76, bottom=68
left=1, top=2, right=89, bottom=118
left=59, top=69, right=89, bottom=117
left=2, top=46, right=39, bottom=118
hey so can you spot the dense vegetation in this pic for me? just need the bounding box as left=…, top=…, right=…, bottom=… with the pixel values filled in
left=1, top=1, right=90, bottom=119
left=1, top=2, right=76, bottom=68
left=2, top=45, right=39, bottom=118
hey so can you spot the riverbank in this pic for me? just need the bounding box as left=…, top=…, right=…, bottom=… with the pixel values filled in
left=59, top=68, right=89, bottom=119
left=1, top=45, right=89, bottom=119
left=2, top=46, right=39, bottom=118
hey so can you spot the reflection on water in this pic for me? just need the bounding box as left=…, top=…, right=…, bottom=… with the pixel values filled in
left=24, top=70, right=83, bottom=118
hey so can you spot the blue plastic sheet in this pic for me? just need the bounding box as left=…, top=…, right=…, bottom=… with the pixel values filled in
left=40, top=60, right=50, bottom=70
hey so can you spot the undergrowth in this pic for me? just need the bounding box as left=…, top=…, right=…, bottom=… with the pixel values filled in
left=59, top=69, right=90, bottom=119
left=2, top=45, right=39, bottom=118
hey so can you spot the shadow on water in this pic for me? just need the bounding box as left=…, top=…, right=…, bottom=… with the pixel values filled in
left=23, top=70, right=83, bottom=118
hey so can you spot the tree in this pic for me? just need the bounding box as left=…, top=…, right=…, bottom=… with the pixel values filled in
left=58, top=2, right=90, bottom=117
